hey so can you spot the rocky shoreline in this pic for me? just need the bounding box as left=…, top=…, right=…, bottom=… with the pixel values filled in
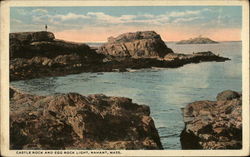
left=180, top=90, right=242, bottom=149
left=10, top=88, right=242, bottom=150
left=10, top=31, right=229, bottom=81
left=10, top=87, right=162, bottom=150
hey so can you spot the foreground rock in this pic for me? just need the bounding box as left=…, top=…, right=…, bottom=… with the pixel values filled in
left=10, top=31, right=229, bottom=81
left=10, top=87, right=163, bottom=150
left=98, top=31, right=173, bottom=58
left=180, top=90, right=242, bottom=149
left=177, top=36, right=218, bottom=44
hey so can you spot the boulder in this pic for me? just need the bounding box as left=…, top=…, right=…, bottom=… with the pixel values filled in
left=98, top=31, right=173, bottom=58
left=216, top=90, right=241, bottom=101
left=10, top=87, right=163, bottom=150
left=180, top=90, right=242, bottom=149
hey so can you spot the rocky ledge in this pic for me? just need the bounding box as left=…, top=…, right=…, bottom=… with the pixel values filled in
left=180, top=90, right=242, bottom=149
left=10, top=87, right=162, bottom=150
left=10, top=31, right=229, bottom=81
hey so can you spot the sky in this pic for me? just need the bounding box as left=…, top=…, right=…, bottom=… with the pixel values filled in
left=10, top=6, right=242, bottom=42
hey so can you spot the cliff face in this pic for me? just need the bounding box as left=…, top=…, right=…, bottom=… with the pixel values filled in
left=10, top=87, right=163, bottom=150
left=177, top=37, right=218, bottom=44
left=98, top=31, right=173, bottom=58
left=180, top=90, right=242, bottom=149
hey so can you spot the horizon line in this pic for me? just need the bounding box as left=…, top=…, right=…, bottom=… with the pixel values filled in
left=84, top=40, right=242, bottom=43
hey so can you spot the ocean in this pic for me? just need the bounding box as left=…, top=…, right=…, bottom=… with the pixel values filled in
left=11, top=41, right=242, bottom=149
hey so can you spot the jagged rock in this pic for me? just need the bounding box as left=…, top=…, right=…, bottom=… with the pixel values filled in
left=10, top=87, right=163, bottom=150
left=98, top=31, right=173, bottom=58
left=180, top=90, right=242, bottom=149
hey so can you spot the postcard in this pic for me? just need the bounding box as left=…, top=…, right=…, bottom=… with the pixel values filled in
left=1, top=0, right=249, bottom=156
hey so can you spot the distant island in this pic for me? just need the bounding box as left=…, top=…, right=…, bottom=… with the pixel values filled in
left=177, top=36, right=219, bottom=44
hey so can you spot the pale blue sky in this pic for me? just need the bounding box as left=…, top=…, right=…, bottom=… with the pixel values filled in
left=10, top=6, right=242, bottom=41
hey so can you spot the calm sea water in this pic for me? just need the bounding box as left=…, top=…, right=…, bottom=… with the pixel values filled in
left=11, top=42, right=242, bottom=149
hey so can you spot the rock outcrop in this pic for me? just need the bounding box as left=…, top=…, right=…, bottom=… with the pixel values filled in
left=9, top=31, right=107, bottom=81
left=177, top=36, right=218, bottom=44
left=10, top=31, right=230, bottom=81
left=163, top=51, right=227, bottom=62
left=10, top=31, right=102, bottom=59
left=10, top=87, right=163, bottom=150
left=180, top=90, right=242, bottom=149
left=98, top=31, right=173, bottom=58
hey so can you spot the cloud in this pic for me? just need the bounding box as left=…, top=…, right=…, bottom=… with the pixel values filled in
left=32, top=15, right=48, bottom=23
left=31, top=9, right=50, bottom=24
left=22, top=7, right=218, bottom=30
left=167, top=8, right=212, bottom=18
left=32, top=9, right=48, bottom=14
left=168, top=10, right=200, bottom=17
left=215, top=8, right=223, bottom=26
left=87, top=12, right=121, bottom=23
left=11, top=19, right=23, bottom=24
left=86, top=12, right=137, bottom=24
left=15, top=9, right=28, bottom=15
left=53, top=12, right=89, bottom=21
left=29, top=8, right=207, bottom=27
left=173, top=17, right=201, bottom=23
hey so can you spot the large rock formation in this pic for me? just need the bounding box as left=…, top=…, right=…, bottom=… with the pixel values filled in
left=98, top=31, right=173, bottom=58
left=180, top=90, right=242, bottom=149
left=10, top=87, right=163, bottom=150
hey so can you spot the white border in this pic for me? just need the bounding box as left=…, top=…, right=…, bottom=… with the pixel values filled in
left=1, top=0, right=249, bottom=156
